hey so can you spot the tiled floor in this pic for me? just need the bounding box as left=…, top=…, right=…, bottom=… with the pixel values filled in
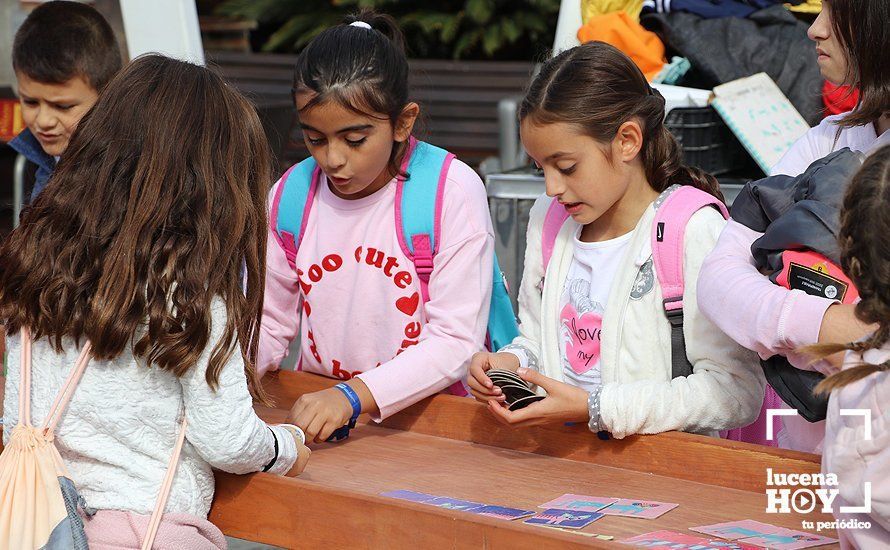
left=227, top=537, right=283, bottom=550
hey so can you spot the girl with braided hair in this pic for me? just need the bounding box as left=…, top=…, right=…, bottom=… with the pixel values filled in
left=811, top=145, right=890, bottom=548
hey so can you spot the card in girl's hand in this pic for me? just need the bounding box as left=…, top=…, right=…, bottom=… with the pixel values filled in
left=736, top=528, right=838, bottom=550
left=538, top=494, right=618, bottom=513
left=600, top=498, right=679, bottom=519
left=426, top=496, right=484, bottom=511
left=690, top=520, right=785, bottom=540
left=470, top=505, right=536, bottom=520
left=523, top=508, right=603, bottom=529
left=380, top=489, right=437, bottom=504
left=621, top=530, right=761, bottom=549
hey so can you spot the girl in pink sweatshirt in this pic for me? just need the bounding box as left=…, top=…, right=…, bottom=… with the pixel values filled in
left=697, top=0, right=890, bottom=452
left=258, top=12, right=494, bottom=442
left=811, top=144, right=890, bottom=549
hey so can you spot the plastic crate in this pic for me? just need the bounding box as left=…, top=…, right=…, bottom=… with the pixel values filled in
left=664, top=106, right=755, bottom=176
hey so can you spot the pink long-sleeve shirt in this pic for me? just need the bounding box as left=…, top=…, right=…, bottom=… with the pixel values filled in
left=258, top=158, right=494, bottom=420
left=698, top=114, right=890, bottom=452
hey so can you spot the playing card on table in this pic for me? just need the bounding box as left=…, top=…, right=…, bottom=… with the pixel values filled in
left=426, top=496, right=484, bottom=512
left=523, top=508, right=603, bottom=529
left=600, top=498, right=679, bottom=519
left=691, top=520, right=786, bottom=540
left=380, top=489, right=437, bottom=504
left=736, top=527, right=838, bottom=550
left=621, top=530, right=762, bottom=549
left=538, top=494, right=618, bottom=513
left=469, top=505, right=536, bottom=520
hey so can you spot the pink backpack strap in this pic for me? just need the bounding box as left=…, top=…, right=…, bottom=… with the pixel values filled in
left=541, top=198, right=570, bottom=270
left=141, top=417, right=188, bottom=550
left=652, top=185, right=729, bottom=378
left=16, top=326, right=94, bottom=434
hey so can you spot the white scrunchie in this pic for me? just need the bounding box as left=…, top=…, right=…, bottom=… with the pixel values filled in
left=350, top=21, right=372, bottom=30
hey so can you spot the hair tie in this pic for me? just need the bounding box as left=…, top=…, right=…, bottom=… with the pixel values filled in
left=350, top=21, right=372, bottom=30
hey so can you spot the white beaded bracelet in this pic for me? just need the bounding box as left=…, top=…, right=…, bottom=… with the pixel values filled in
left=587, top=386, right=604, bottom=433
left=280, top=423, right=306, bottom=445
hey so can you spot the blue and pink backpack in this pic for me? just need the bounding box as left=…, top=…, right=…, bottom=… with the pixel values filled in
left=270, top=138, right=519, bottom=394
left=540, top=184, right=729, bottom=381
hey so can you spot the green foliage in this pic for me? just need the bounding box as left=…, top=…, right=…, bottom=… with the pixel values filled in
left=215, top=0, right=559, bottom=60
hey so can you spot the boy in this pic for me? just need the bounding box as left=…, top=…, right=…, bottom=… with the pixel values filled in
left=10, top=1, right=122, bottom=204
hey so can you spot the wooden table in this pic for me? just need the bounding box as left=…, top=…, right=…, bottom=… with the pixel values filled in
left=2, top=371, right=837, bottom=549
left=211, top=372, right=837, bottom=549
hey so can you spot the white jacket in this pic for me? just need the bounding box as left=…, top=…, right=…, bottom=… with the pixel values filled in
left=506, top=192, right=765, bottom=438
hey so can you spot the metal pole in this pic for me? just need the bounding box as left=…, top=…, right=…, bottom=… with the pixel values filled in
left=13, top=153, right=25, bottom=228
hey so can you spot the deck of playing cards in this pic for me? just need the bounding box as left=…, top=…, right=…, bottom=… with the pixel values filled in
left=487, top=369, right=545, bottom=410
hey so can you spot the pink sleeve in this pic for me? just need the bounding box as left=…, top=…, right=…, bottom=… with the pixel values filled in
left=257, top=181, right=301, bottom=377
left=696, top=219, right=833, bottom=369
left=356, top=160, right=493, bottom=420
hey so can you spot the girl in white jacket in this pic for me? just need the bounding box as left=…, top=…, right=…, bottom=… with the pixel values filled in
left=468, top=42, right=764, bottom=439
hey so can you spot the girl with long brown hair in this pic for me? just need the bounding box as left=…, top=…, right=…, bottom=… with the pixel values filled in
left=1, top=55, right=309, bottom=548
left=467, top=41, right=764, bottom=438
left=811, top=144, right=890, bottom=548
left=698, top=0, right=890, bottom=453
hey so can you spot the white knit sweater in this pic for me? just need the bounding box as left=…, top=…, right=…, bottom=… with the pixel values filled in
left=3, top=301, right=297, bottom=518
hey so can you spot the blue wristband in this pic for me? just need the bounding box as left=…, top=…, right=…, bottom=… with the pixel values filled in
left=334, top=383, right=362, bottom=420
left=327, top=383, right=362, bottom=442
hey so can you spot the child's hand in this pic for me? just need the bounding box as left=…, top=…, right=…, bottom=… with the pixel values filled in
left=466, top=352, right=520, bottom=403
left=287, top=388, right=355, bottom=443
left=286, top=442, right=312, bottom=477
left=486, top=368, right=589, bottom=427
left=280, top=425, right=311, bottom=477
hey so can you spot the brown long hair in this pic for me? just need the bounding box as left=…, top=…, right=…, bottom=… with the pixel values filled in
left=519, top=41, right=724, bottom=202
left=825, top=0, right=890, bottom=127
left=0, top=54, right=271, bottom=400
left=811, top=144, right=890, bottom=394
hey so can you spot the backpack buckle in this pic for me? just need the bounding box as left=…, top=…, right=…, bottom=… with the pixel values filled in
left=663, top=297, right=684, bottom=327
left=413, top=254, right=434, bottom=277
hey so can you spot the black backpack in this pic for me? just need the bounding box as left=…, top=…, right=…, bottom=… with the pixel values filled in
left=761, top=356, right=827, bottom=422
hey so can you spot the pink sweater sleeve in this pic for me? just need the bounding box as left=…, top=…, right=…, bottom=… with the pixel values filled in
left=356, top=161, right=494, bottom=420
left=257, top=180, right=301, bottom=376
left=697, top=219, right=833, bottom=370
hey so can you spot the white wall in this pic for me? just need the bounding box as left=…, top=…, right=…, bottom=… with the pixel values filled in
left=0, top=1, right=32, bottom=88
left=119, top=0, right=204, bottom=65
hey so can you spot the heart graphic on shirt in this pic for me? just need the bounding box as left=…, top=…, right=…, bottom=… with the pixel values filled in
left=560, top=303, right=603, bottom=375
left=396, top=292, right=420, bottom=316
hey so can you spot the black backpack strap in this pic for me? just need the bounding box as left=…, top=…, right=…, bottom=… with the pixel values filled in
left=666, top=304, right=694, bottom=379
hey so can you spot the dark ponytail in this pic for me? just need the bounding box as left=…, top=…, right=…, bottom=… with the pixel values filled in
left=293, top=9, right=411, bottom=178
left=645, top=123, right=725, bottom=203
left=344, top=10, right=406, bottom=56
left=520, top=41, right=724, bottom=203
